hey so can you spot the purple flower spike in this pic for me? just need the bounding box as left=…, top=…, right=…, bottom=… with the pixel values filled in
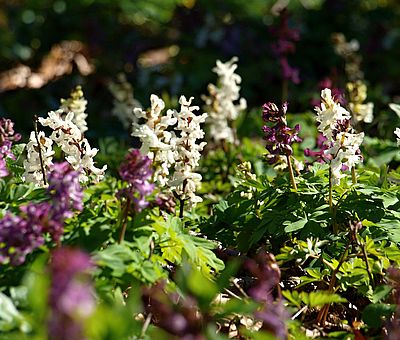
left=245, top=251, right=288, bottom=339
left=49, top=247, right=95, bottom=340
left=0, top=163, right=83, bottom=265
left=118, top=149, right=154, bottom=212
left=262, top=102, right=302, bottom=163
left=0, top=118, right=21, bottom=178
left=270, top=8, right=301, bottom=84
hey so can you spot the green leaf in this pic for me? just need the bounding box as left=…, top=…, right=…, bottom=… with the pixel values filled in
left=362, top=303, right=396, bottom=328
left=284, top=218, right=308, bottom=233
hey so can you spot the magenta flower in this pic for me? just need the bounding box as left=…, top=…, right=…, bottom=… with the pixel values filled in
left=304, top=133, right=330, bottom=164
left=262, top=102, right=301, bottom=164
left=0, top=163, right=83, bottom=265
left=245, top=251, right=288, bottom=339
left=118, top=149, right=154, bottom=212
left=270, top=8, right=300, bottom=84
left=48, top=247, right=95, bottom=340
left=0, top=118, right=21, bottom=178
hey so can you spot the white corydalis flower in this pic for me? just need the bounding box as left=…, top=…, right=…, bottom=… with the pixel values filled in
left=315, top=88, right=351, bottom=140
left=131, top=94, right=177, bottom=187
left=168, top=96, right=207, bottom=207
left=60, top=86, right=88, bottom=133
left=395, top=128, right=400, bottom=146
left=316, top=88, right=364, bottom=185
left=203, top=57, right=247, bottom=144
left=23, top=131, right=54, bottom=185
left=109, top=74, right=142, bottom=129
left=347, top=81, right=374, bottom=124
left=39, top=109, right=106, bottom=183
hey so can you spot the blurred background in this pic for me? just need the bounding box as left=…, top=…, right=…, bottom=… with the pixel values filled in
left=0, top=0, right=399, bottom=139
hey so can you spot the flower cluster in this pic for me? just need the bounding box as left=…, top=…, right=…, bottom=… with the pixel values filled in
left=118, top=149, right=154, bottom=212
left=60, top=85, right=88, bottom=133
left=168, top=96, right=208, bottom=207
left=245, top=251, right=288, bottom=339
left=109, top=73, right=142, bottom=129
left=262, top=102, right=301, bottom=164
left=395, top=128, right=400, bottom=146
left=271, top=9, right=300, bottom=84
left=132, top=94, right=176, bottom=187
left=24, top=108, right=106, bottom=185
left=23, top=131, right=54, bottom=185
left=0, top=163, right=83, bottom=265
left=347, top=80, right=374, bottom=124
left=315, top=88, right=364, bottom=185
left=48, top=247, right=95, bottom=340
left=332, top=33, right=363, bottom=81
left=132, top=94, right=208, bottom=209
left=202, top=57, right=247, bottom=144
left=0, top=118, right=21, bottom=178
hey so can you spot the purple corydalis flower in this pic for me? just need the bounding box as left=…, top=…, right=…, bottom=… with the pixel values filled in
left=0, top=162, right=83, bottom=265
left=0, top=118, right=21, bottom=178
left=0, top=118, right=21, bottom=145
left=49, top=247, right=95, bottom=340
left=262, top=102, right=301, bottom=163
left=245, top=251, right=288, bottom=339
left=270, top=8, right=301, bottom=84
left=118, top=149, right=154, bottom=212
left=304, top=133, right=330, bottom=164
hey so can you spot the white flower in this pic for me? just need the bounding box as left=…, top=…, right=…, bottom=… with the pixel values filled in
left=395, top=128, right=400, bottom=146
left=203, top=57, right=247, bottom=144
left=131, top=94, right=177, bottom=187
left=23, top=131, right=54, bottom=186
left=40, top=110, right=106, bottom=183
left=60, top=86, right=88, bottom=133
left=349, top=102, right=374, bottom=124
left=168, top=95, right=207, bottom=207
left=315, top=88, right=351, bottom=139
left=109, top=74, right=142, bottom=128
left=315, top=88, right=364, bottom=185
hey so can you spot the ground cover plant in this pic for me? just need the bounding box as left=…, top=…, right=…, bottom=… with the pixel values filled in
left=1, top=1, right=400, bottom=339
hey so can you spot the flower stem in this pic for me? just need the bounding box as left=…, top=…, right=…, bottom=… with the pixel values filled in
left=316, top=238, right=351, bottom=325
left=33, top=115, right=47, bottom=186
left=351, top=166, right=357, bottom=184
left=286, top=155, right=297, bottom=191
left=328, top=167, right=338, bottom=234
left=118, top=198, right=131, bottom=243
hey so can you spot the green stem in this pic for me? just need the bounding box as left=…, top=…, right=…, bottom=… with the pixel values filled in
left=118, top=198, right=131, bottom=243
left=328, top=167, right=338, bottom=234
left=351, top=166, right=357, bottom=184
left=286, top=155, right=297, bottom=191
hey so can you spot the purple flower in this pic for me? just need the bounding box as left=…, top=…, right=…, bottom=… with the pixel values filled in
left=47, top=162, right=84, bottom=215
left=262, top=102, right=301, bottom=164
left=0, top=213, right=45, bottom=265
left=0, top=163, right=83, bottom=265
left=304, top=133, right=330, bottom=164
left=0, top=118, right=21, bottom=178
left=49, top=247, right=95, bottom=340
left=245, top=251, right=288, bottom=339
left=270, top=9, right=301, bottom=84
left=118, top=149, right=154, bottom=212
left=311, top=78, right=346, bottom=107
